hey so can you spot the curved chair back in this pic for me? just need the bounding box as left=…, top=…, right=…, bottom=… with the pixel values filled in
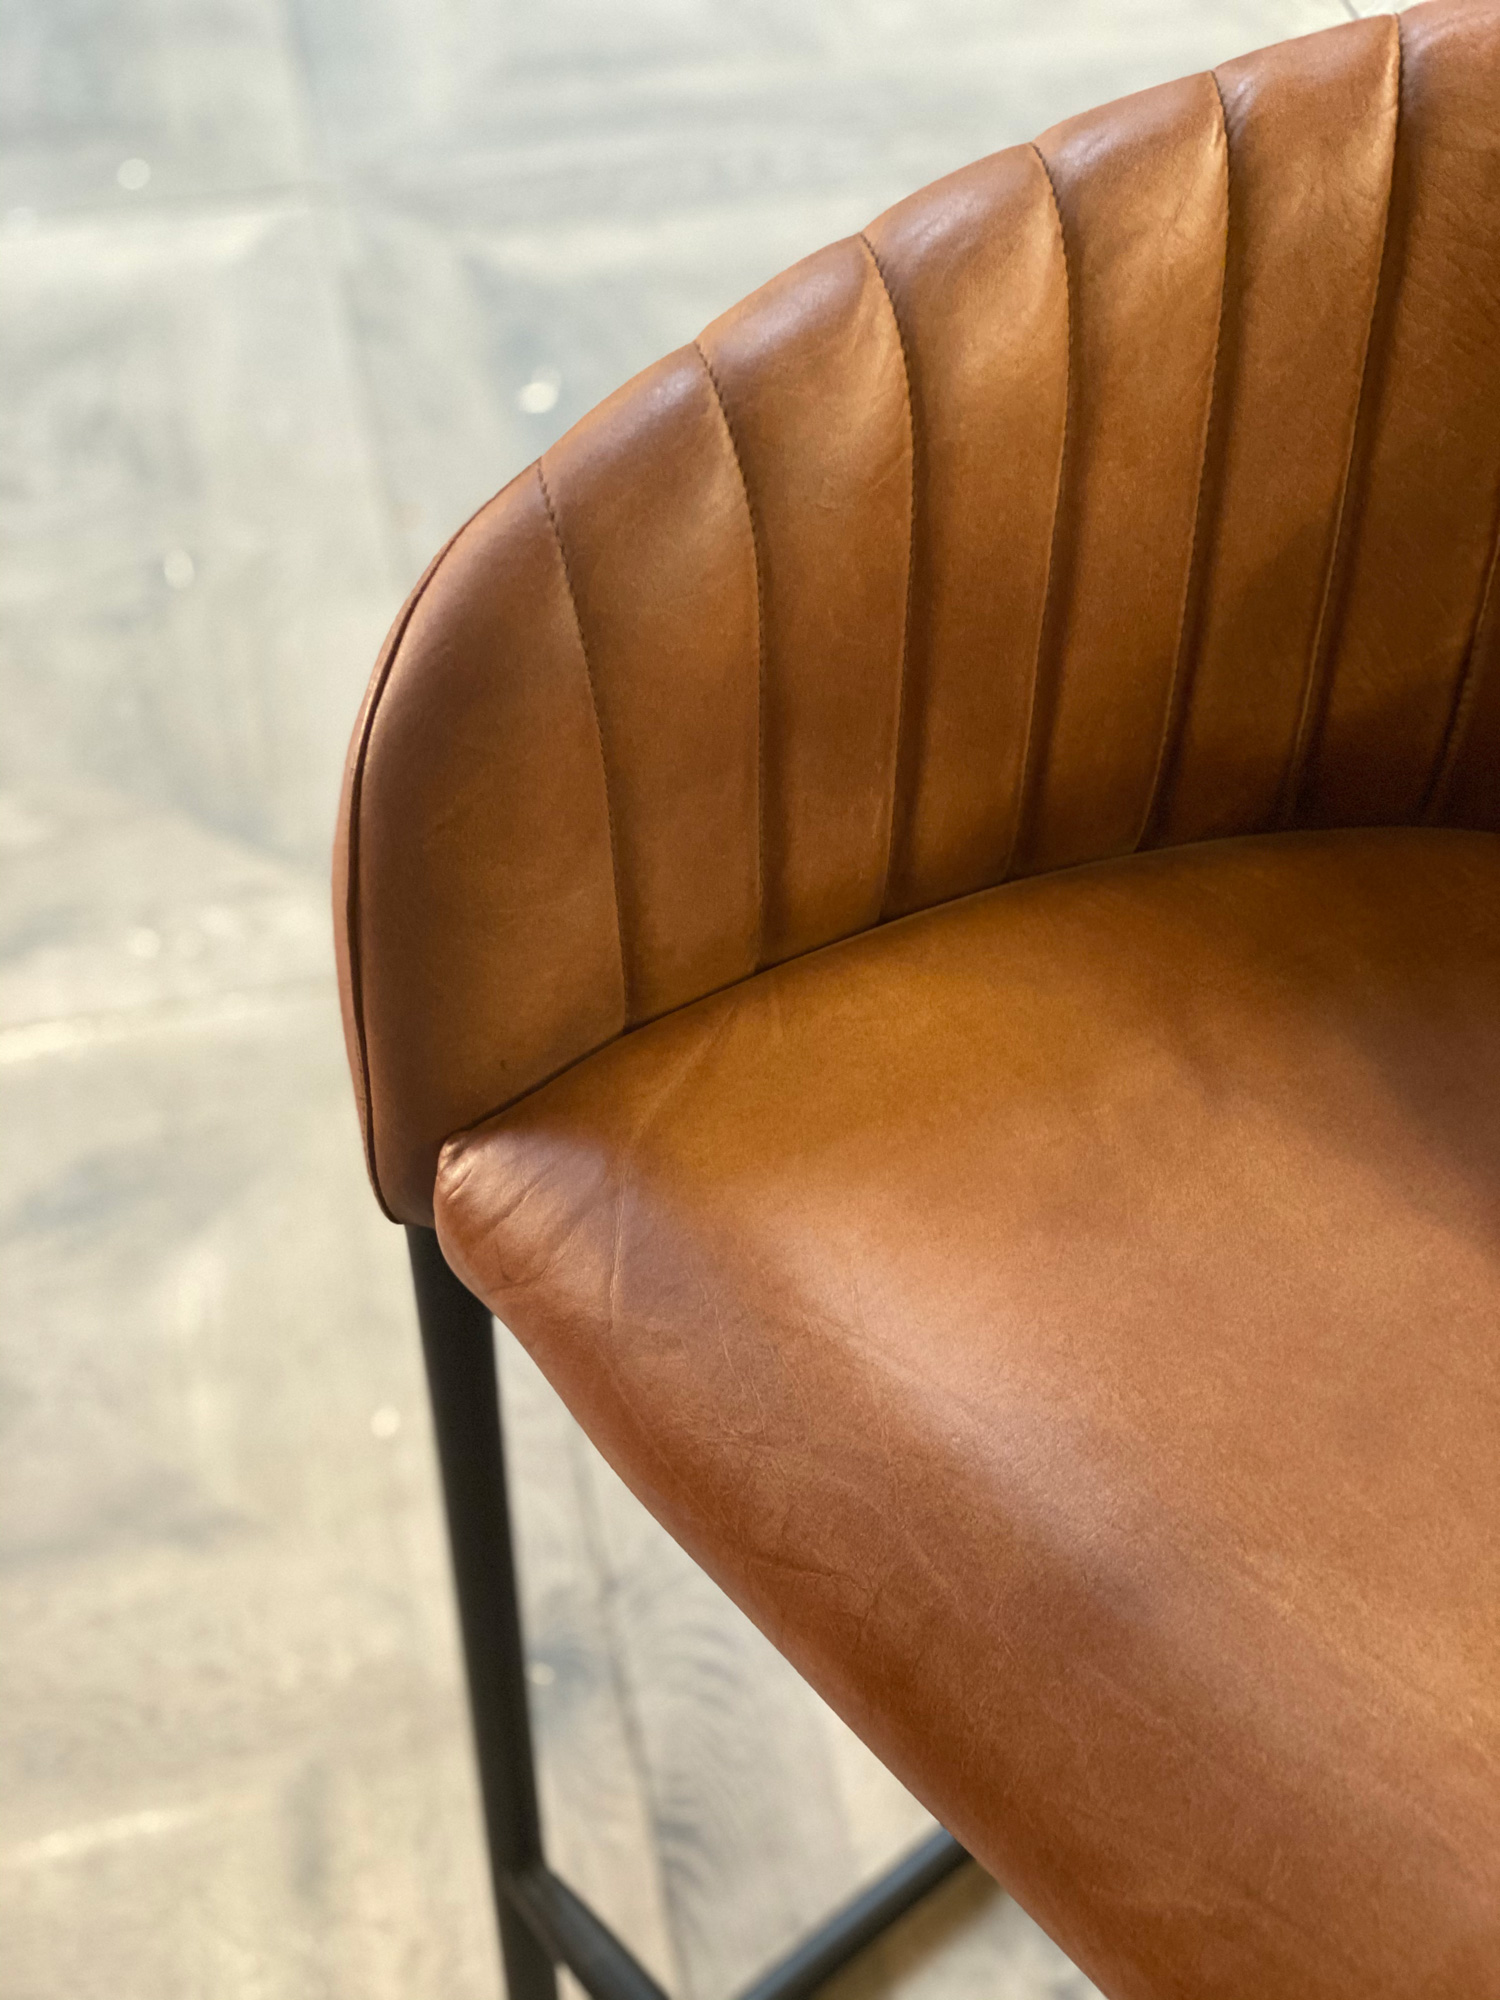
left=336, top=0, right=1500, bottom=1224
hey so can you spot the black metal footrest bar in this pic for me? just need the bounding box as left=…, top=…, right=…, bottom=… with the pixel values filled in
left=505, top=1829, right=970, bottom=2000
left=734, top=1829, right=969, bottom=2000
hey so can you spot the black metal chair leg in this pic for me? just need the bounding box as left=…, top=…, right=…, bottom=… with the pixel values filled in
left=408, top=1226, right=559, bottom=2000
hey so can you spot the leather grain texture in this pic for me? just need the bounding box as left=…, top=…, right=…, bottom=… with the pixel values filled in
left=335, top=0, right=1500, bottom=1223
left=438, top=827, right=1500, bottom=2000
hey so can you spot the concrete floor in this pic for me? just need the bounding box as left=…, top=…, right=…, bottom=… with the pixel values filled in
left=1, top=2, right=1371, bottom=1995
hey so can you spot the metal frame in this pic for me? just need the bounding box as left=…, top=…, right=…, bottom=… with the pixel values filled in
left=407, top=1226, right=970, bottom=2000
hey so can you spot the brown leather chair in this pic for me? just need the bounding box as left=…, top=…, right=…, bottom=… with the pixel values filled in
left=334, top=2, right=1500, bottom=1994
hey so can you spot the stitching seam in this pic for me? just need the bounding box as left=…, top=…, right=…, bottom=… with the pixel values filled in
left=858, top=230, right=919, bottom=921
left=537, top=458, right=631, bottom=1022
left=693, top=337, right=768, bottom=969
left=1137, top=70, right=1233, bottom=851
left=1277, top=11, right=1403, bottom=826
left=1004, top=144, right=1073, bottom=882
left=1424, top=486, right=1500, bottom=818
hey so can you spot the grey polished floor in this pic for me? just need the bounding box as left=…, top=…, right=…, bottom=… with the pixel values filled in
left=1, top=3, right=1370, bottom=1996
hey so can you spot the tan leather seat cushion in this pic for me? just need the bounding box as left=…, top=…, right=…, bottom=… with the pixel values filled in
left=437, top=827, right=1500, bottom=2000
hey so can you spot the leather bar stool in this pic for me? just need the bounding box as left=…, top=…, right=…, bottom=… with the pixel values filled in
left=334, top=2, right=1500, bottom=1994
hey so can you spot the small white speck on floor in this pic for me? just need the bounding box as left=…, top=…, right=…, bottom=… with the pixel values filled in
left=370, top=1405, right=401, bottom=1439
left=116, top=157, right=151, bottom=191
left=516, top=369, right=561, bottom=415
left=4, top=1804, right=205, bottom=1869
left=163, top=548, right=195, bottom=589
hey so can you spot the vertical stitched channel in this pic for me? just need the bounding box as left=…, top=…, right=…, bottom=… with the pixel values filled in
left=1276, top=12, right=1404, bottom=827
left=857, top=230, right=919, bottom=923
left=536, top=459, right=632, bottom=1024
left=1004, top=145, right=1074, bottom=881
left=1137, top=71, right=1234, bottom=850
left=693, top=339, right=768, bottom=968
left=344, top=522, right=467, bottom=1221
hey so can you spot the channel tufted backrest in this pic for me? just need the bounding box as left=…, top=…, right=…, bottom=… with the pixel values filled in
left=336, top=0, right=1500, bottom=1225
